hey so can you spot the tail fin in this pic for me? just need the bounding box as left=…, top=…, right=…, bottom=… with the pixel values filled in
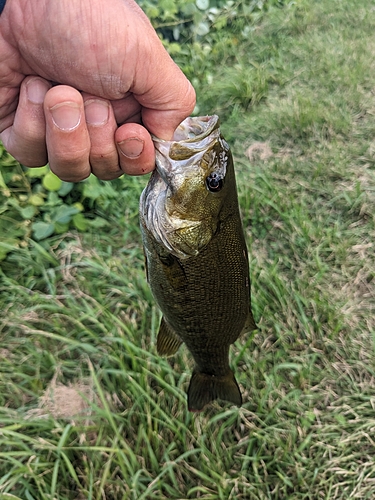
left=187, top=370, right=242, bottom=412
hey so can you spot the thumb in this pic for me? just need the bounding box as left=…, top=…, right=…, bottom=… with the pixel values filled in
left=134, top=63, right=196, bottom=141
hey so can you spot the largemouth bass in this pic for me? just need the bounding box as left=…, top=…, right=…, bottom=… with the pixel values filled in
left=140, top=115, right=256, bottom=412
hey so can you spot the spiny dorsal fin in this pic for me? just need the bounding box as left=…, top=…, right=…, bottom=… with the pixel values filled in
left=187, top=370, right=242, bottom=412
left=156, top=317, right=183, bottom=357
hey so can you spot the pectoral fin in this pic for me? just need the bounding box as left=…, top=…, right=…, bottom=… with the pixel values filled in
left=156, top=317, right=183, bottom=356
left=187, top=370, right=242, bottom=412
left=158, top=252, right=187, bottom=291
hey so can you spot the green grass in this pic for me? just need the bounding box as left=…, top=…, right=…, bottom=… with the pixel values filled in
left=1, top=0, right=375, bottom=497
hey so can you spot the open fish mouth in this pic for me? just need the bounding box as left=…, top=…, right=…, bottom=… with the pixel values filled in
left=156, top=115, right=220, bottom=144
left=152, top=115, right=221, bottom=181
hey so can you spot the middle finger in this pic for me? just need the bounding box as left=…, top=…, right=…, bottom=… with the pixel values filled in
left=83, top=94, right=122, bottom=180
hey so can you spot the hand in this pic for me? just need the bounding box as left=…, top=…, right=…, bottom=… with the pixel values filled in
left=0, top=0, right=196, bottom=181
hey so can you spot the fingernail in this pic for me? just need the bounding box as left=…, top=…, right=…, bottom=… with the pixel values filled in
left=26, top=77, right=50, bottom=105
left=84, top=99, right=109, bottom=126
left=118, top=138, right=144, bottom=158
left=49, top=102, right=81, bottom=131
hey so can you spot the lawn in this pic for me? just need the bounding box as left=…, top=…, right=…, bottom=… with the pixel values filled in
left=1, top=0, right=375, bottom=498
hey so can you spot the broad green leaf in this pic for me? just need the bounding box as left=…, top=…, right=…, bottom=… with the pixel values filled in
left=181, top=2, right=197, bottom=16
left=58, top=181, right=74, bottom=197
left=54, top=221, right=70, bottom=234
left=19, top=205, right=37, bottom=219
left=159, top=0, right=178, bottom=18
left=47, top=190, right=62, bottom=206
left=195, top=21, right=210, bottom=36
left=81, top=175, right=119, bottom=204
left=73, top=202, right=84, bottom=212
left=72, top=213, right=89, bottom=231
left=167, top=42, right=182, bottom=55
left=43, top=171, right=63, bottom=191
left=26, top=165, right=48, bottom=178
left=82, top=176, right=103, bottom=200
left=196, top=0, right=209, bottom=11
left=32, top=221, right=55, bottom=240
left=28, top=194, right=45, bottom=206
left=145, top=5, right=159, bottom=18
left=51, top=205, right=79, bottom=224
left=89, top=217, right=108, bottom=228
left=173, top=27, right=180, bottom=41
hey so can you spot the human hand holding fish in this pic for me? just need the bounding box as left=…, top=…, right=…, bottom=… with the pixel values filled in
left=140, top=115, right=257, bottom=412
left=0, top=0, right=195, bottom=181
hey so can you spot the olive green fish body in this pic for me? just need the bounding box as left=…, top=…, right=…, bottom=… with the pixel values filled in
left=140, top=116, right=256, bottom=411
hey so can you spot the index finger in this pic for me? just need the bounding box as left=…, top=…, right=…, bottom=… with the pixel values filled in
left=44, top=85, right=91, bottom=182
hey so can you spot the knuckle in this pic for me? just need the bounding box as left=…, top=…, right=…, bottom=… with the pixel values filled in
left=5, top=141, right=47, bottom=167
left=90, top=151, right=122, bottom=180
left=51, top=147, right=88, bottom=165
left=49, top=166, right=91, bottom=183
left=48, top=150, right=91, bottom=182
left=90, top=148, right=117, bottom=162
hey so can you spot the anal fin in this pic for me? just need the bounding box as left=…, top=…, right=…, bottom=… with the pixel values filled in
left=156, top=317, right=183, bottom=357
left=187, top=370, right=242, bottom=412
left=243, top=309, right=257, bottom=333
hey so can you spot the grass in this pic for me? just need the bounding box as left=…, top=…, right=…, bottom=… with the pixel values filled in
left=1, top=0, right=375, bottom=497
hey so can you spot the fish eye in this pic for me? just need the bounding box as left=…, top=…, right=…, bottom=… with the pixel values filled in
left=206, top=172, right=224, bottom=192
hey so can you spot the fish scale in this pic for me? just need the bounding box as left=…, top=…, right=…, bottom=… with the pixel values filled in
left=140, top=115, right=257, bottom=412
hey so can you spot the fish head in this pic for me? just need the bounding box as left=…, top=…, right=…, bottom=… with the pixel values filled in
left=141, top=115, right=234, bottom=259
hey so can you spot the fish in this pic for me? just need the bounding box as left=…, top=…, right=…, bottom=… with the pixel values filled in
left=139, top=115, right=256, bottom=412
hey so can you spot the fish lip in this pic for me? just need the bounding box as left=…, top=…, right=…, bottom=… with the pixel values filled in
left=152, top=115, right=220, bottom=145
left=152, top=115, right=221, bottom=180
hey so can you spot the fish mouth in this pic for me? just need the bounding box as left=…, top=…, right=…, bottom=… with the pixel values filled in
left=143, top=114, right=223, bottom=217
left=169, top=115, right=220, bottom=143
left=152, top=115, right=219, bottom=145
left=152, top=115, right=221, bottom=180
